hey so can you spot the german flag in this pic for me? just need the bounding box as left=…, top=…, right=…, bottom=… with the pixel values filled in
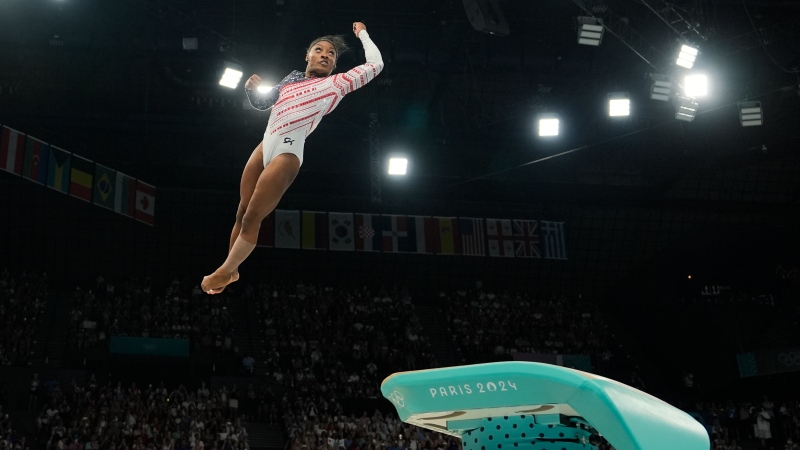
left=69, top=154, right=94, bottom=202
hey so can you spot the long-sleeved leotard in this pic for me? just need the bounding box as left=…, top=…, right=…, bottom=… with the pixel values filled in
left=245, top=30, right=383, bottom=166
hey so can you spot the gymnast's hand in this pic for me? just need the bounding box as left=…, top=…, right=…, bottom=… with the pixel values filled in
left=353, top=22, right=367, bottom=37
left=244, top=74, right=262, bottom=91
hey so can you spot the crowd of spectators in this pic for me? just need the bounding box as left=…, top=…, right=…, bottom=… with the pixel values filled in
left=65, top=276, right=235, bottom=355
left=0, top=269, right=47, bottom=366
left=253, top=282, right=438, bottom=399
left=443, top=290, right=612, bottom=371
left=0, top=405, right=30, bottom=450
left=35, top=377, right=250, bottom=450
left=283, top=396, right=458, bottom=450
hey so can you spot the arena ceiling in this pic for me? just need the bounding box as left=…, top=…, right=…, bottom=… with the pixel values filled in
left=1, top=0, right=799, bottom=209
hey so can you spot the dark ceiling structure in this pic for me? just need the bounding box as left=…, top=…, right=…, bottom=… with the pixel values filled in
left=1, top=0, right=799, bottom=209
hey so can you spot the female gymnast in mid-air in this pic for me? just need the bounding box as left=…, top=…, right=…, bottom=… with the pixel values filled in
left=201, top=22, right=383, bottom=294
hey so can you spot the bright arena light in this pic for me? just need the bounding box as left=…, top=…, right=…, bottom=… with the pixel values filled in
left=538, top=117, right=560, bottom=137
left=676, top=44, right=698, bottom=69
left=256, top=85, right=271, bottom=93
left=608, top=96, right=630, bottom=117
left=219, top=64, right=243, bottom=89
left=684, top=74, right=708, bottom=98
left=388, top=157, right=408, bottom=175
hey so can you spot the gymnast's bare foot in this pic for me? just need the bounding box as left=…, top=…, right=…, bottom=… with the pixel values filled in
left=202, top=270, right=239, bottom=295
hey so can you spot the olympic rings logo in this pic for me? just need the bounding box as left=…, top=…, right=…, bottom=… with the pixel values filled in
left=777, top=352, right=800, bottom=367
left=388, top=390, right=405, bottom=407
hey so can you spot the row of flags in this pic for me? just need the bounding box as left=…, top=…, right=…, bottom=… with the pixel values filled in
left=0, top=125, right=156, bottom=225
left=257, top=211, right=568, bottom=259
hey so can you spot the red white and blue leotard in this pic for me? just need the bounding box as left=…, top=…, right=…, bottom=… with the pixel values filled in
left=245, top=30, right=383, bottom=166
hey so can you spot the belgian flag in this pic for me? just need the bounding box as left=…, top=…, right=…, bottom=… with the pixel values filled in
left=69, top=155, right=94, bottom=202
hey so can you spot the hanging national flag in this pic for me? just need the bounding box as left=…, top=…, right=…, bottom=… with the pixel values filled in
left=93, top=164, right=116, bottom=210
left=256, top=212, right=275, bottom=247
left=0, top=126, right=25, bottom=176
left=0, top=126, right=25, bottom=175
left=114, top=171, right=136, bottom=217
left=275, top=209, right=301, bottom=249
left=541, top=220, right=568, bottom=260
left=459, top=218, right=486, bottom=256
left=302, top=211, right=328, bottom=250
left=329, top=212, right=355, bottom=251
left=407, top=216, right=435, bottom=254
left=134, top=180, right=156, bottom=225
left=513, top=219, right=541, bottom=258
left=486, top=218, right=514, bottom=257
left=381, top=215, right=410, bottom=253
left=22, top=136, right=49, bottom=184
left=69, top=154, right=94, bottom=202
left=46, top=146, right=71, bottom=194
left=430, top=217, right=459, bottom=255
left=354, top=213, right=382, bottom=252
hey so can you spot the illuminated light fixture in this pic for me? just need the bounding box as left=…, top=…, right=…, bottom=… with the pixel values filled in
left=388, top=157, right=408, bottom=175
left=608, top=93, right=630, bottom=117
left=739, top=101, right=763, bottom=127
left=674, top=96, right=698, bottom=122
left=219, top=62, right=243, bottom=89
left=537, top=115, right=560, bottom=137
left=684, top=74, right=708, bottom=98
left=676, top=44, right=699, bottom=69
left=577, top=16, right=604, bottom=46
left=649, top=74, right=673, bottom=101
left=257, top=85, right=272, bottom=93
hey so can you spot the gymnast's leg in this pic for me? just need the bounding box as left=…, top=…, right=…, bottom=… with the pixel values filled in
left=202, top=152, right=301, bottom=294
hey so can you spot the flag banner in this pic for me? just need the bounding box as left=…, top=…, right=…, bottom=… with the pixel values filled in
left=513, top=219, right=541, bottom=258
left=275, top=209, right=301, bottom=249
left=459, top=217, right=486, bottom=256
left=69, top=154, right=94, bottom=202
left=22, top=136, right=49, bottom=184
left=407, top=216, right=434, bottom=254
left=93, top=164, right=116, bottom=210
left=134, top=180, right=156, bottom=225
left=381, top=215, right=411, bottom=253
left=433, top=217, right=460, bottom=255
left=486, top=218, right=515, bottom=257
left=46, top=146, right=71, bottom=194
left=354, top=213, right=382, bottom=251
left=302, top=211, right=328, bottom=250
left=541, top=220, right=568, bottom=260
left=329, top=212, right=355, bottom=251
left=0, top=126, right=25, bottom=176
left=256, top=212, right=275, bottom=248
left=114, top=171, right=136, bottom=217
left=418, top=216, right=440, bottom=254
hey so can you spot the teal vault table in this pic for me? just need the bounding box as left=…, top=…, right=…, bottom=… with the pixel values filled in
left=380, top=362, right=709, bottom=450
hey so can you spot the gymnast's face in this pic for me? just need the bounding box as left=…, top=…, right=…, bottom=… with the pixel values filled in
left=305, top=40, right=337, bottom=77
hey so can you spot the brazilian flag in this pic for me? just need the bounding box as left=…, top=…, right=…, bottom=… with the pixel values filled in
left=93, top=164, right=116, bottom=210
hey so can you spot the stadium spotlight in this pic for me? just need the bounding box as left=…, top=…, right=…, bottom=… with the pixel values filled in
left=608, top=93, right=630, bottom=117
left=739, top=101, right=763, bottom=127
left=219, top=62, right=243, bottom=89
left=388, top=157, right=408, bottom=175
left=577, top=17, right=604, bottom=46
left=674, top=96, right=698, bottom=122
left=537, top=114, right=560, bottom=137
left=649, top=73, right=673, bottom=101
left=676, top=44, right=699, bottom=69
left=684, top=74, right=708, bottom=98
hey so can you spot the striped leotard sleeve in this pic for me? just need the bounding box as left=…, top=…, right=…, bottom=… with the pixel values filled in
left=331, top=30, right=384, bottom=96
